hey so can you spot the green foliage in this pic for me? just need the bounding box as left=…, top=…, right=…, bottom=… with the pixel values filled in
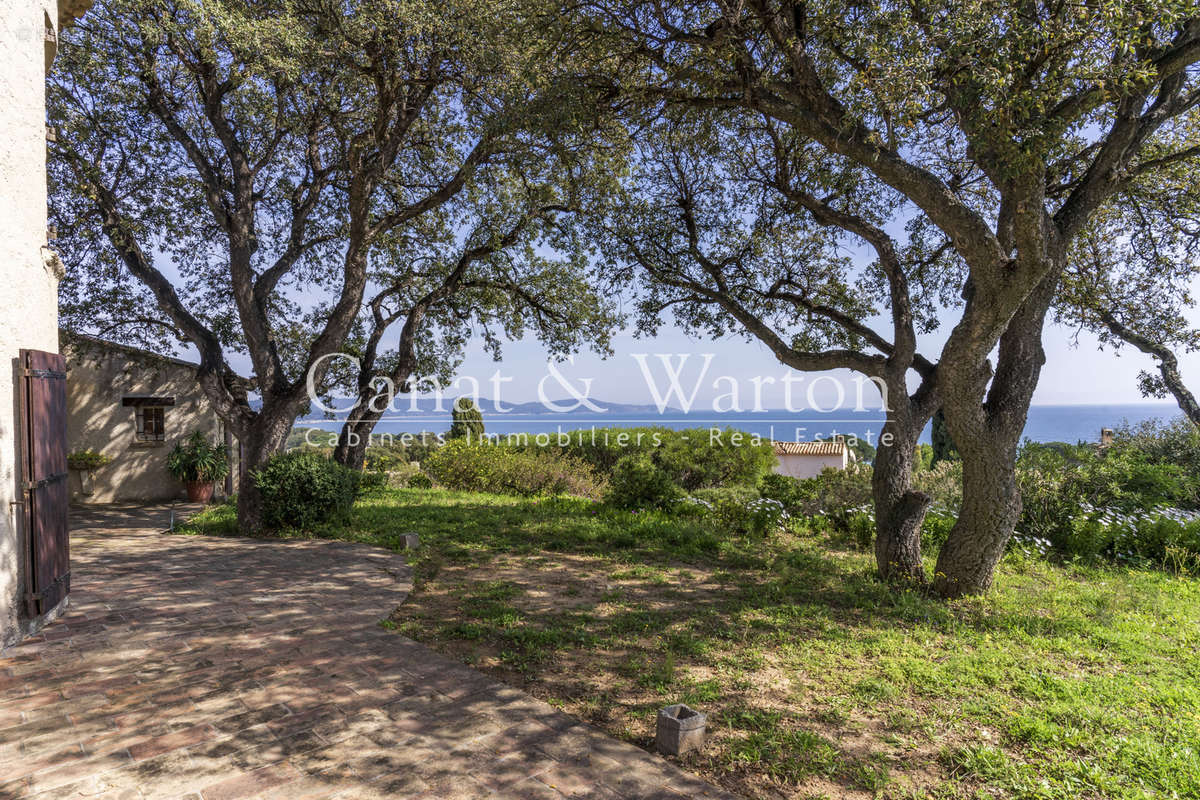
left=796, top=467, right=875, bottom=519
left=447, top=398, right=485, bottom=441
left=407, top=472, right=433, bottom=489
left=1016, top=427, right=1200, bottom=564
left=357, top=470, right=389, bottom=495
left=67, top=449, right=112, bottom=471
left=508, top=427, right=774, bottom=490
left=688, top=487, right=789, bottom=537
left=165, top=432, right=229, bottom=483
left=847, top=437, right=876, bottom=465
left=363, top=443, right=409, bottom=472
left=180, top=484, right=1200, bottom=799
left=913, top=443, right=934, bottom=472
left=253, top=450, right=360, bottom=531
left=605, top=454, right=680, bottom=509
left=913, top=461, right=964, bottom=512
left=423, top=439, right=603, bottom=498
left=920, top=510, right=958, bottom=551
left=758, top=472, right=805, bottom=509
left=930, top=409, right=958, bottom=467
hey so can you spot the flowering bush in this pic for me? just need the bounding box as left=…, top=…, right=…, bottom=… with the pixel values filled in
left=686, top=487, right=789, bottom=537
left=1060, top=504, right=1200, bottom=568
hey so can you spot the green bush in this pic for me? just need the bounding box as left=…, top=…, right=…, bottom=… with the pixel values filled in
left=254, top=450, right=360, bottom=530
left=407, top=472, right=433, bottom=489
left=363, top=443, right=409, bottom=472
left=920, top=510, right=957, bottom=550
left=358, top=470, right=388, bottom=495
left=796, top=467, right=875, bottom=518
left=1017, top=440, right=1199, bottom=549
left=759, top=472, right=812, bottom=513
left=606, top=454, right=680, bottom=509
left=506, top=427, right=774, bottom=490
left=1062, top=507, right=1200, bottom=568
left=1015, top=429, right=1200, bottom=565
left=690, top=486, right=788, bottom=536
left=423, top=439, right=603, bottom=498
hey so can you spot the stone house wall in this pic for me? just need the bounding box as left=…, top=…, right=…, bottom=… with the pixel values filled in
left=64, top=337, right=237, bottom=504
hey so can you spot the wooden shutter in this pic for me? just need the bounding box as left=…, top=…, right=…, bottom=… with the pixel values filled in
left=19, top=349, right=70, bottom=616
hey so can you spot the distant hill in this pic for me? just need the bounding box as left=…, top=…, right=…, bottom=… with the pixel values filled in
left=282, top=397, right=681, bottom=416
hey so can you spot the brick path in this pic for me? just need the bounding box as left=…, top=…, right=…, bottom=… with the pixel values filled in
left=0, top=506, right=736, bottom=800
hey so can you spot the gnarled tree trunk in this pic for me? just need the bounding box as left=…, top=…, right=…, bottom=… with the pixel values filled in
left=871, top=408, right=934, bottom=584
left=234, top=408, right=297, bottom=534
left=933, top=271, right=1057, bottom=597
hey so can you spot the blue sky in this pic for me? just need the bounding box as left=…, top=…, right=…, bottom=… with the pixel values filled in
left=427, top=313, right=1198, bottom=408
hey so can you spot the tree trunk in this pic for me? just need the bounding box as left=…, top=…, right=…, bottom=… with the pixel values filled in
left=931, top=439, right=1022, bottom=597
left=871, top=415, right=931, bottom=584
left=332, top=409, right=380, bottom=471
left=933, top=271, right=1057, bottom=597
left=235, top=410, right=295, bottom=534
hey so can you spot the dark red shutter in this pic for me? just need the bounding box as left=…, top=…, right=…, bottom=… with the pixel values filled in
left=19, top=349, right=70, bottom=616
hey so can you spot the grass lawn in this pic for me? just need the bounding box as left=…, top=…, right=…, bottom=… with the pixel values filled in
left=183, top=488, right=1200, bottom=799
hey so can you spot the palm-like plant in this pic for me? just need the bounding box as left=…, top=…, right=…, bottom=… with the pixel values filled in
left=166, top=432, right=229, bottom=483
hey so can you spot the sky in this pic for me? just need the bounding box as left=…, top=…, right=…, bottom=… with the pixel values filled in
left=394, top=310, right=1200, bottom=409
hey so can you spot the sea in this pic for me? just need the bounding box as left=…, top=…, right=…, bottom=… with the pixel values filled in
left=292, top=402, right=1184, bottom=447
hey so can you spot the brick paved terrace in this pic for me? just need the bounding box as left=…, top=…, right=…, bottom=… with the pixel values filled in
left=0, top=506, right=738, bottom=800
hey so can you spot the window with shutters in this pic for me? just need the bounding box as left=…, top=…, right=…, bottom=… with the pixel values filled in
left=122, top=396, right=175, bottom=443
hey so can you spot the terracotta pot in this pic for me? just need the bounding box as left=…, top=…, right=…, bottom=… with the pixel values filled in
left=185, top=480, right=215, bottom=504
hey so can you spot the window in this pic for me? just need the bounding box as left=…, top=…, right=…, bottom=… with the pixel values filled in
left=135, top=407, right=165, bottom=442
left=122, top=396, right=175, bottom=443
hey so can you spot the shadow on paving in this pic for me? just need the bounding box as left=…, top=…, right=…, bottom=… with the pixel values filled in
left=0, top=505, right=739, bottom=800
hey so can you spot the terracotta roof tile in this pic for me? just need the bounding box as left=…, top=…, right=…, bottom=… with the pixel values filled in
left=771, top=440, right=847, bottom=457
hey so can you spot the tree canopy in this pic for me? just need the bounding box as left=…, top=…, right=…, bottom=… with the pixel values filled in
left=577, top=0, right=1200, bottom=594
left=49, top=0, right=621, bottom=527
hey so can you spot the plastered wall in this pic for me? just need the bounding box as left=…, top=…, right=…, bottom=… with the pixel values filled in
left=0, top=0, right=68, bottom=649
left=64, top=341, right=235, bottom=504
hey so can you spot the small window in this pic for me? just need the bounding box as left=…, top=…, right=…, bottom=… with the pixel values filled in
left=135, top=406, right=166, bottom=442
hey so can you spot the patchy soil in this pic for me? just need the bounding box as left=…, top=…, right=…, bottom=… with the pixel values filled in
left=392, top=552, right=975, bottom=799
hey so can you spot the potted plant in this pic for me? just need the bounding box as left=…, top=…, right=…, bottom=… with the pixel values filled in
left=66, top=449, right=112, bottom=496
left=166, top=431, right=229, bottom=503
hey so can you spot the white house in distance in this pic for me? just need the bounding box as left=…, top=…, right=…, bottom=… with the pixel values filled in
left=771, top=440, right=854, bottom=479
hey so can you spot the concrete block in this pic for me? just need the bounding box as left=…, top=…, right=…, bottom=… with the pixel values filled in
left=396, top=533, right=420, bottom=550
left=655, top=703, right=705, bottom=756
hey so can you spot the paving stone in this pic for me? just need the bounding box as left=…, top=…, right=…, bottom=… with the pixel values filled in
left=0, top=505, right=736, bottom=800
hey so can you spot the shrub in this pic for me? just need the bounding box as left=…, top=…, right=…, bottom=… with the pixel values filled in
left=357, top=470, right=388, bottom=495
left=166, top=431, right=230, bottom=483
left=363, top=443, right=409, bottom=472
left=759, top=472, right=811, bottom=513
left=1017, top=439, right=1200, bottom=555
left=606, top=454, right=680, bottom=509
left=424, top=439, right=603, bottom=498
left=920, top=510, right=957, bottom=550
left=655, top=429, right=776, bottom=490
left=796, top=467, right=874, bottom=517
left=913, top=461, right=963, bottom=512
left=505, top=427, right=774, bottom=490
left=690, top=486, right=788, bottom=536
left=254, top=450, right=360, bottom=530
left=406, top=472, right=433, bottom=489
left=1061, top=506, right=1200, bottom=567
